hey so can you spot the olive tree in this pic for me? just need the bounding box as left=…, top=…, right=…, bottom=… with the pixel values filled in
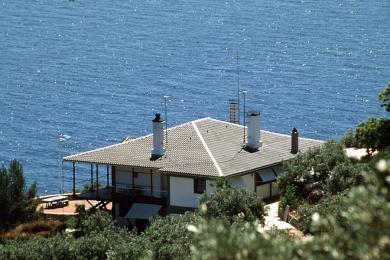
left=379, top=82, right=390, bottom=112
left=0, top=160, right=38, bottom=231
left=355, top=118, right=390, bottom=153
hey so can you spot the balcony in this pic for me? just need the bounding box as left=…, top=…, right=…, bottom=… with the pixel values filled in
left=115, top=182, right=167, bottom=199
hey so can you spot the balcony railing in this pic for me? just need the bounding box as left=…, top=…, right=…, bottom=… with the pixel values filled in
left=115, top=182, right=167, bottom=198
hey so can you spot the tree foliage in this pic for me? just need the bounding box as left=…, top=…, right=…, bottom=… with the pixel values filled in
left=278, top=141, right=357, bottom=207
left=0, top=131, right=389, bottom=259
left=279, top=184, right=299, bottom=210
left=0, top=160, right=38, bottom=231
left=142, top=213, right=199, bottom=260
left=199, top=185, right=265, bottom=224
left=0, top=156, right=388, bottom=259
left=379, top=82, right=390, bottom=112
left=355, top=118, right=390, bottom=152
left=189, top=156, right=390, bottom=259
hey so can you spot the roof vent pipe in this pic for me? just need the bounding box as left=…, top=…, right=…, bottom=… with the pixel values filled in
left=291, top=127, right=299, bottom=154
left=246, top=110, right=262, bottom=150
left=151, top=113, right=165, bottom=157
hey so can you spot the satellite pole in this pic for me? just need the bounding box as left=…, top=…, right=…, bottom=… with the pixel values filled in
left=163, top=95, right=172, bottom=151
left=58, top=133, right=70, bottom=194
left=241, top=90, right=248, bottom=143
left=236, top=51, right=240, bottom=112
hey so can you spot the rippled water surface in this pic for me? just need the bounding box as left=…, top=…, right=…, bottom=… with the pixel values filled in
left=0, top=0, right=389, bottom=194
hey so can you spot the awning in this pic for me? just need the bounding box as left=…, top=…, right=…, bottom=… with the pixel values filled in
left=257, top=168, right=277, bottom=183
left=271, top=165, right=283, bottom=177
left=125, top=203, right=162, bottom=220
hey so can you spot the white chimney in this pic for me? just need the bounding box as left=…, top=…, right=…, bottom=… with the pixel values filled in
left=152, top=113, right=165, bottom=157
left=246, top=110, right=262, bottom=150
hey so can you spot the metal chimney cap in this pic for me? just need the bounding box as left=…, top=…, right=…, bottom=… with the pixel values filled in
left=247, top=110, right=260, bottom=116
left=153, top=113, right=163, bottom=123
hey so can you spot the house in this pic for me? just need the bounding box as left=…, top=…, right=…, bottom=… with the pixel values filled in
left=63, top=111, right=322, bottom=225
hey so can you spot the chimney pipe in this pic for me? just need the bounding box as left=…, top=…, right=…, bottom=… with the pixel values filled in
left=291, top=127, right=298, bottom=154
left=246, top=110, right=262, bottom=150
left=152, top=113, right=165, bottom=157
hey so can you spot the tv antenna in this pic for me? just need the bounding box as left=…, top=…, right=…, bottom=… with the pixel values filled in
left=163, top=95, right=172, bottom=150
left=236, top=51, right=240, bottom=110
left=241, top=90, right=248, bottom=143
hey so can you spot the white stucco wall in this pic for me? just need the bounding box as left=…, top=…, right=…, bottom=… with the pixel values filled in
left=169, top=176, right=211, bottom=208
left=230, top=174, right=255, bottom=192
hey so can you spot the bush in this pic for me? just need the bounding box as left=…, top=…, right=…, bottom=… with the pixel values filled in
left=297, top=193, right=346, bottom=234
left=142, top=212, right=199, bottom=260
left=325, top=161, right=364, bottom=195
left=1, top=220, right=65, bottom=241
left=355, top=118, right=390, bottom=152
left=190, top=218, right=302, bottom=260
left=340, top=130, right=357, bottom=148
left=278, top=142, right=348, bottom=202
left=106, top=230, right=148, bottom=260
left=279, top=185, right=299, bottom=210
left=307, top=158, right=390, bottom=259
left=199, top=186, right=265, bottom=224
left=80, top=210, right=114, bottom=234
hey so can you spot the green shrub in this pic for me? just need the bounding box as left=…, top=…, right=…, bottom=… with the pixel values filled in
left=279, top=185, right=299, bottom=210
left=325, top=162, right=364, bottom=195
left=199, top=186, right=265, bottom=224
left=297, top=193, right=346, bottom=234
left=81, top=210, right=114, bottom=235
left=340, top=130, right=357, bottom=148
left=106, top=230, right=148, bottom=260
left=142, top=212, right=199, bottom=260
left=378, top=82, right=390, bottom=112
left=355, top=118, right=390, bottom=153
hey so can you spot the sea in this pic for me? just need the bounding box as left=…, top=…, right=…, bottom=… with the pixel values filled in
left=0, top=0, right=389, bottom=195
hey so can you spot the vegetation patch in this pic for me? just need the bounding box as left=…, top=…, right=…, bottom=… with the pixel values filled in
left=0, top=220, right=65, bottom=241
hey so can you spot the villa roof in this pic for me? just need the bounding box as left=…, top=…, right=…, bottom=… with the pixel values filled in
left=64, top=118, right=323, bottom=177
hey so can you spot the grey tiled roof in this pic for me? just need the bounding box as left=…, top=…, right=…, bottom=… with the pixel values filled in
left=64, top=118, right=323, bottom=177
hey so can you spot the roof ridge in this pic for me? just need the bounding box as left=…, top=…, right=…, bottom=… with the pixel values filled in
left=191, top=121, right=223, bottom=176
left=207, top=118, right=244, bottom=128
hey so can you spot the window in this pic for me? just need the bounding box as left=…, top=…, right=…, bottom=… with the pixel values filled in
left=194, top=178, right=206, bottom=194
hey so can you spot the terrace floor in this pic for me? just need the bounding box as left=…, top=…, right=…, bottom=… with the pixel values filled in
left=38, top=194, right=112, bottom=216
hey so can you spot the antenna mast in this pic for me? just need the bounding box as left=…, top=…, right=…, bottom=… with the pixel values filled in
left=236, top=51, right=240, bottom=109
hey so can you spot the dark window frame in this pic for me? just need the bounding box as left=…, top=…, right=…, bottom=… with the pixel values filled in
left=194, top=178, right=206, bottom=194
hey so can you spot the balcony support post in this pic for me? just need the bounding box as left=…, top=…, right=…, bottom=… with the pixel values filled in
left=150, top=169, right=153, bottom=198
left=106, top=165, right=109, bottom=187
left=96, top=164, right=99, bottom=198
left=90, top=164, right=94, bottom=191
left=72, top=162, right=76, bottom=196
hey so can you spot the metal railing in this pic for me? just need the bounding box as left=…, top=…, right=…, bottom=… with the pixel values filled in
left=115, top=182, right=167, bottom=197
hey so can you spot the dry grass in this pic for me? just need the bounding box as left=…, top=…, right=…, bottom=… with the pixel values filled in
left=1, top=220, right=66, bottom=241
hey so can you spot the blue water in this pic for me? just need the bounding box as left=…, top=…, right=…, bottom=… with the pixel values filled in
left=0, top=0, right=389, bottom=194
